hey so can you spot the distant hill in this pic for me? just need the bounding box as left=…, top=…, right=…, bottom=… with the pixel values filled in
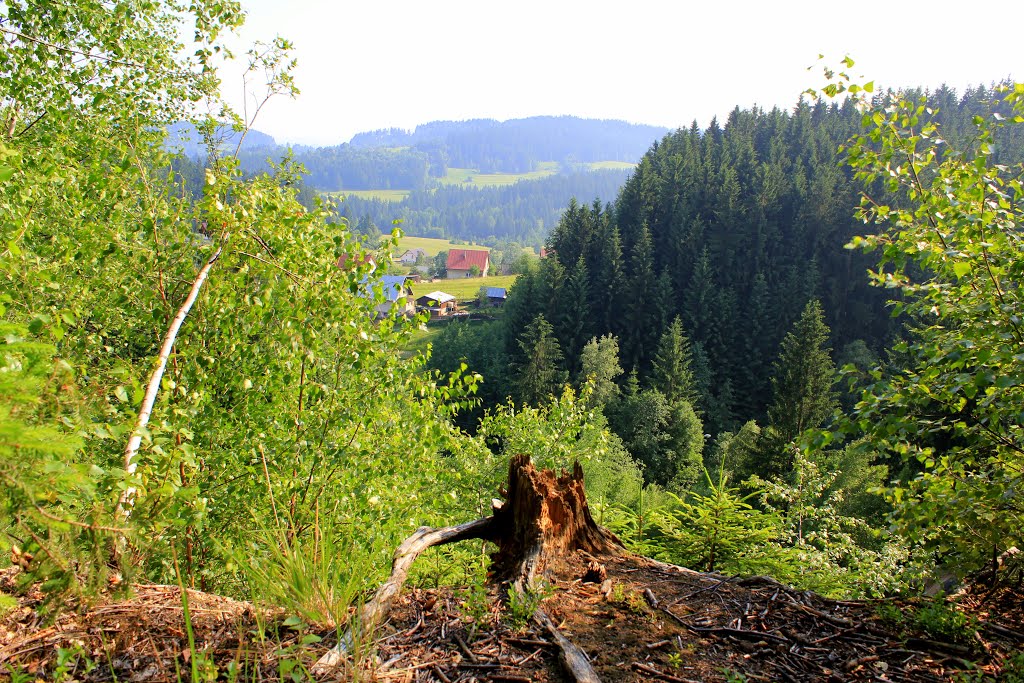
left=164, top=122, right=277, bottom=158
left=167, top=116, right=669, bottom=245
left=349, top=116, right=671, bottom=173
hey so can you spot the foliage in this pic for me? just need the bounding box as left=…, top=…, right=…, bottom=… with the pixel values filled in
left=758, top=299, right=839, bottom=478
left=576, top=334, right=624, bottom=408
left=751, top=448, right=907, bottom=597
left=505, top=580, right=551, bottom=632
left=653, top=467, right=781, bottom=573
left=430, top=251, right=449, bottom=279
left=607, top=377, right=704, bottom=489
left=0, top=0, right=478, bottom=619
left=445, top=386, right=643, bottom=517
left=820, top=70, right=1024, bottom=570
left=766, top=300, right=838, bottom=444
left=651, top=317, right=697, bottom=406
left=912, top=599, right=978, bottom=645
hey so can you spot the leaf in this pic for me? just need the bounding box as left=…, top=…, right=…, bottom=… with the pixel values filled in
left=952, top=262, right=971, bottom=278
left=0, top=166, right=14, bottom=182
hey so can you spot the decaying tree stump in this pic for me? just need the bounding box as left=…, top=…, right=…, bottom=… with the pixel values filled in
left=311, top=454, right=623, bottom=681
left=490, top=454, right=622, bottom=583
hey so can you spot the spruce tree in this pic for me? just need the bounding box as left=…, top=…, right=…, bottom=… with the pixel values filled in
left=622, top=224, right=659, bottom=370
left=591, top=219, right=625, bottom=336
left=513, top=314, right=568, bottom=406
left=766, top=299, right=837, bottom=443
left=651, top=316, right=697, bottom=405
left=555, top=256, right=592, bottom=374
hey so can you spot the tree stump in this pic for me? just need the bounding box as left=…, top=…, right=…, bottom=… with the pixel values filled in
left=311, top=454, right=622, bottom=682
left=490, top=453, right=623, bottom=584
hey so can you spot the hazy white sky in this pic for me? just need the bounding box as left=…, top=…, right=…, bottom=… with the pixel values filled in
left=218, top=0, right=1024, bottom=146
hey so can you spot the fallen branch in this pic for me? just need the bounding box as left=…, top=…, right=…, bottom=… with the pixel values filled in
left=116, top=245, right=223, bottom=523
left=311, top=516, right=494, bottom=675
left=533, top=608, right=601, bottom=683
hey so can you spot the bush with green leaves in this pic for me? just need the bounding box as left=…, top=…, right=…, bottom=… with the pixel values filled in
left=0, top=0, right=478, bottom=617
left=814, top=66, right=1024, bottom=572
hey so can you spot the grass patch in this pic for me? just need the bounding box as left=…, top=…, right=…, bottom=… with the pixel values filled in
left=328, top=189, right=410, bottom=202
left=390, top=235, right=490, bottom=258
left=586, top=160, right=637, bottom=171
left=413, top=275, right=517, bottom=301
left=437, top=162, right=559, bottom=188
left=403, top=323, right=443, bottom=358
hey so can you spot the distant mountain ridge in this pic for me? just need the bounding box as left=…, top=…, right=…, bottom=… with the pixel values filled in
left=349, top=116, right=671, bottom=174
left=166, top=116, right=669, bottom=190
left=164, top=122, right=276, bottom=158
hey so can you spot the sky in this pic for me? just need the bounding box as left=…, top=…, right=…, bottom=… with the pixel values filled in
left=217, top=0, right=1024, bottom=147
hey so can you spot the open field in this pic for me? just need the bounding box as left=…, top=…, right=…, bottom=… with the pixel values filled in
left=402, top=323, right=441, bottom=357
left=585, top=160, right=637, bottom=171
left=390, top=235, right=490, bottom=257
left=412, top=274, right=517, bottom=301
left=436, top=161, right=560, bottom=187
left=328, top=189, right=411, bottom=202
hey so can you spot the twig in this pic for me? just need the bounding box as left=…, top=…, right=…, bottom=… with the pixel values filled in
left=631, top=661, right=700, bottom=683
left=454, top=633, right=477, bottom=663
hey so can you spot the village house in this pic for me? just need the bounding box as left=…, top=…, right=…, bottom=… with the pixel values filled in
left=395, top=248, right=426, bottom=265
left=416, top=290, right=457, bottom=318
left=446, top=248, right=489, bottom=278
left=336, top=252, right=414, bottom=318
left=373, top=275, right=416, bottom=318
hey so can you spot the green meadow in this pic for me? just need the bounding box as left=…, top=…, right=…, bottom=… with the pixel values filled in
left=329, top=188, right=411, bottom=202
left=412, top=274, right=517, bottom=301
left=391, top=235, right=490, bottom=258
left=436, top=161, right=560, bottom=187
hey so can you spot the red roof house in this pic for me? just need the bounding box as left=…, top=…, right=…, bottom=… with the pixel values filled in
left=446, top=248, right=489, bottom=278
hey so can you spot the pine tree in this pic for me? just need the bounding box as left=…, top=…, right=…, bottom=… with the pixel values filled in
left=555, top=256, right=592, bottom=374
left=503, top=266, right=537, bottom=361
left=622, top=224, right=659, bottom=370
left=513, top=314, right=568, bottom=406
left=591, top=219, right=625, bottom=336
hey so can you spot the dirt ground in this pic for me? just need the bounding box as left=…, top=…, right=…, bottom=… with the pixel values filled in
left=4, top=551, right=1021, bottom=682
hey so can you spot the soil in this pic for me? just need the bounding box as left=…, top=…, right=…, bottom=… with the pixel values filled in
left=4, top=552, right=1022, bottom=682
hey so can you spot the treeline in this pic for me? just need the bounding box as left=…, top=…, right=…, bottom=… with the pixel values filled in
left=239, top=144, right=444, bottom=191
left=333, top=169, right=632, bottom=244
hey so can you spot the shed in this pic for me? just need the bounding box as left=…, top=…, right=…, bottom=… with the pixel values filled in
left=486, top=287, right=507, bottom=307
left=416, top=290, right=457, bottom=317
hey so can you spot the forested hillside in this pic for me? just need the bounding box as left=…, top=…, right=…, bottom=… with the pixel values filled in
left=177, top=116, right=666, bottom=189
left=349, top=116, right=671, bottom=172
left=450, top=88, right=1024, bottom=435
left=334, top=169, right=631, bottom=243
left=170, top=116, right=666, bottom=244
